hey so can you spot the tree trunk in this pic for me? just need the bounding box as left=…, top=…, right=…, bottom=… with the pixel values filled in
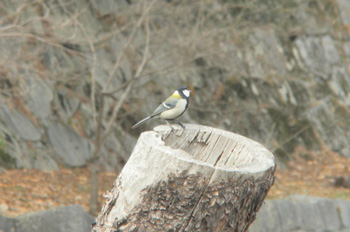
left=92, top=124, right=275, bottom=232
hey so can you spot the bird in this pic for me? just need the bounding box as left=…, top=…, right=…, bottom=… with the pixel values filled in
left=132, top=87, right=191, bottom=130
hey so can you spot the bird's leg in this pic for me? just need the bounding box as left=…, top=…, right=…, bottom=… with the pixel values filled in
left=165, top=120, right=175, bottom=131
left=177, top=120, right=185, bottom=129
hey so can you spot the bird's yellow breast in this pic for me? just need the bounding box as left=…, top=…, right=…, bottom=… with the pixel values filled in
left=172, top=92, right=182, bottom=99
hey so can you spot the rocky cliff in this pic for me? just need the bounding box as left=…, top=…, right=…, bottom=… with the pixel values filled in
left=0, top=0, right=349, bottom=170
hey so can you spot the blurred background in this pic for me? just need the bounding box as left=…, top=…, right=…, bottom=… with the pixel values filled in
left=0, top=0, right=349, bottom=221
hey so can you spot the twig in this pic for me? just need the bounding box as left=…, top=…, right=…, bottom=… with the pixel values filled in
left=103, top=0, right=156, bottom=92
left=272, top=124, right=311, bottom=153
left=102, top=12, right=151, bottom=141
left=0, top=32, right=84, bottom=57
left=77, top=19, right=98, bottom=127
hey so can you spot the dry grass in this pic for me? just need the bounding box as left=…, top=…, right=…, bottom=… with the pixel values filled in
left=269, top=147, right=350, bottom=199
left=0, top=147, right=349, bottom=217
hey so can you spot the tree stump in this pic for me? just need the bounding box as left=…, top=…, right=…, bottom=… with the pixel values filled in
left=92, top=124, right=275, bottom=232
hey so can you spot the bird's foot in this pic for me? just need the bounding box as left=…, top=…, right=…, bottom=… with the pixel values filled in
left=166, top=120, right=175, bottom=132
left=177, top=121, right=185, bottom=129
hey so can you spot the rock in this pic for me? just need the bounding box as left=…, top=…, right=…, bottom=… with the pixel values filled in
left=38, top=1, right=101, bottom=44
left=275, top=199, right=303, bottom=232
left=296, top=196, right=342, bottom=231
left=0, top=0, right=350, bottom=169
left=337, top=0, right=350, bottom=25
left=10, top=139, right=54, bottom=169
left=306, top=99, right=350, bottom=157
left=246, top=28, right=287, bottom=79
left=53, top=86, right=80, bottom=120
left=322, top=35, right=341, bottom=65
left=294, top=36, right=333, bottom=79
left=32, top=149, right=59, bottom=171
left=24, top=76, right=53, bottom=119
left=0, top=214, right=15, bottom=232
left=91, top=0, right=126, bottom=15
left=336, top=199, right=350, bottom=228
left=14, top=205, right=94, bottom=232
left=47, top=121, right=92, bottom=167
left=0, top=105, right=41, bottom=141
left=102, top=131, right=136, bottom=170
left=86, top=37, right=133, bottom=93
left=41, top=46, right=85, bottom=74
left=247, top=200, right=283, bottom=232
left=292, top=198, right=324, bottom=230
left=0, top=127, right=58, bottom=169
left=344, top=42, right=350, bottom=59
left=248, top=196, right=349, bottom=232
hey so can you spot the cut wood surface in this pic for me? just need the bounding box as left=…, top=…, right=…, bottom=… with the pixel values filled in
left=92, top=124, right=275, bottom=232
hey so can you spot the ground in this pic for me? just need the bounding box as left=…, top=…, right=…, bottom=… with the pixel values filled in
left=0, top=148, right=350, bottom=217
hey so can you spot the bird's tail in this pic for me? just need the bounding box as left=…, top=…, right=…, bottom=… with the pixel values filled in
left=132, top=116, right=153, bottom=129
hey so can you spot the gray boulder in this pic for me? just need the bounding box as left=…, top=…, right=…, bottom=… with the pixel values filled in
left=14, top=205, right=94, bottom=232
left=47, top=121, right=92, bottom=167
left=0, top=105, right=41, bottom=142
left=0, top=215, right=15, bottom=232
left=24, top=76, right=53, bottom=119
left=249, top=196, right=350, bottom=232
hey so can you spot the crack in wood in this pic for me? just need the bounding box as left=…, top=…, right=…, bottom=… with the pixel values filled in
left=214, top=150, right=224, bottom=167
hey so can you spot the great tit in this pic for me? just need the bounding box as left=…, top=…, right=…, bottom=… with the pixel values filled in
left=132, top=87, right=191, bottom=130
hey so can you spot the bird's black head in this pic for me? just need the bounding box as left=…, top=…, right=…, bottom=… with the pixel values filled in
left=177, top=86, right=191, bottom=99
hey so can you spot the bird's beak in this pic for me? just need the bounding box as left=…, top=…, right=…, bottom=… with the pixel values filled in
left=189, top=86, right=195, bottom=95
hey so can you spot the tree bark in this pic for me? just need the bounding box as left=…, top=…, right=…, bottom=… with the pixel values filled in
left=92, top=124, right=275, bottom=232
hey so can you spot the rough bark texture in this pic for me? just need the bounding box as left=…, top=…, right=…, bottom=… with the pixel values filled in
left=92, top=124, right=275, bottom=232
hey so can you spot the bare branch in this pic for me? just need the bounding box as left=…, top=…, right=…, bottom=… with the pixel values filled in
left=103, top=0, right=156, bottom=92
left=76, top=19, right=98, bottom=128
left=0, top=32, right=84, bottom=57
left=271, top=124, right=311, bottom=153
left=102, top=13, right=151, bottom=141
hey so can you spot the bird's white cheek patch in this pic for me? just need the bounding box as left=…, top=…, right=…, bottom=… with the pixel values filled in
left=183, top=90, right=191, bottom=98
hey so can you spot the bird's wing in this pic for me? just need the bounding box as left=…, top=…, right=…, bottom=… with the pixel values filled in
left=151, top=96, right=178, bottom=117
